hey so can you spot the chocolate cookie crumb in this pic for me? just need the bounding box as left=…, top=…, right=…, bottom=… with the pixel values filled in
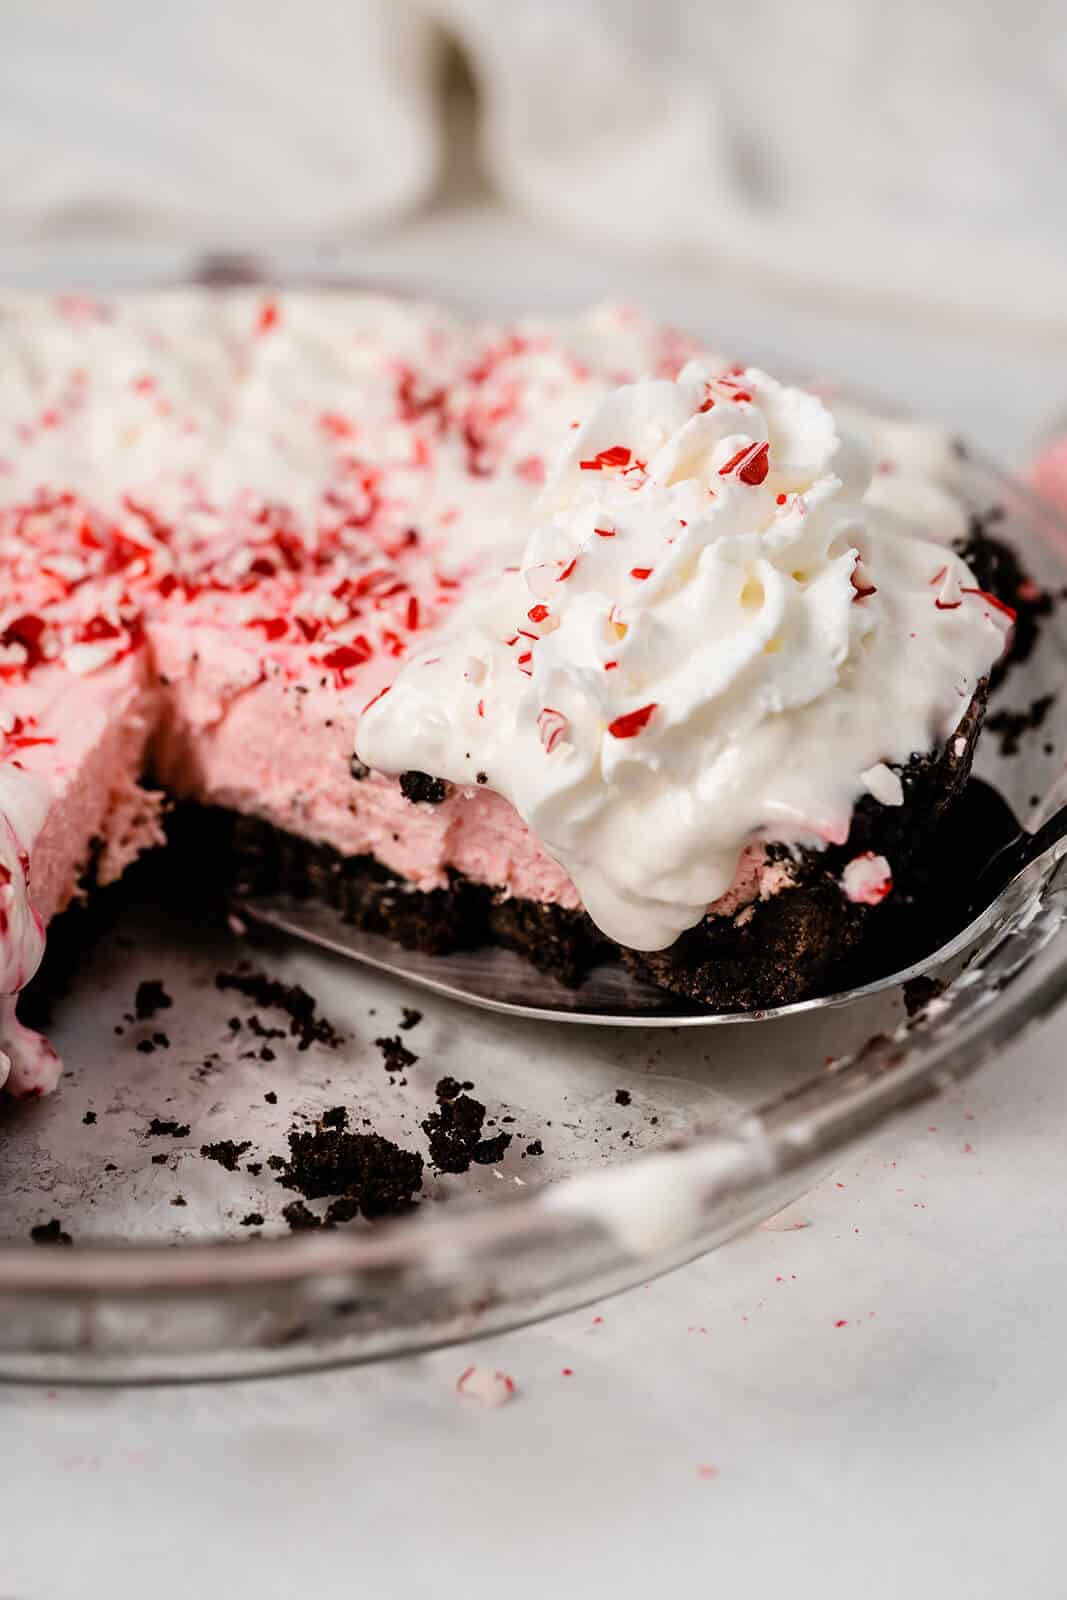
left=136, top=1039, right=156, bottom=1054
left=31, top=1218, right=72, bottom=1247
left=240, top=1212, right=265, bottom=1227
left=376, top=1035, right=417, bottom=1075
left=903, top=974, right=946, bottom=1018
left=399, top=770, right=450, bottom=805
left=264, top=1091, right=278, bottom=1105
left=399, top=1007, right=422, bottom=1031
left=135, top=979, right=173, bottom=1020
left=152, top=1032, right=170, bottom=1048
left=475, top=771, right=488, bottom=785
left=422, top=1083, right=513, bottom=1174
left=82, top=1110, right=97, bottom=1125
left=614, top=1089, right=632, bottom=1106
left=215, top=969, right=343, bottom=1050
left=321, top=1106, right=349, bottom=1131
left=171, top=1194, right=187, bottom=1207
left=278, top=1126, right=423, bottom=1218
left=524, top=1140, right=544, bottom=1158
left=200, top=1139, right=252, bottom=1171
left=247, top=1014, right=285, bottom=1040
left=151, top=1152, right=169, bottom=1165
left=985, top=694, right=1057, bottom=757
left=282, top=1200, right=322, bottom=1231
left=267, top=1154, right=286, bottom=1171
left=324, top=1196, right=360, bottom=1225
left=349, top=757, right=370, bottom=781
left=246, top=1162, right=263, bottom=1175
left=148, top=1117, right=190, bottom=1138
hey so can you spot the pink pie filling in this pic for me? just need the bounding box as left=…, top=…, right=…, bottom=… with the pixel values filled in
left=147, top=618, right=796, bottom=924
left=14, top=620, right=794, bottom=941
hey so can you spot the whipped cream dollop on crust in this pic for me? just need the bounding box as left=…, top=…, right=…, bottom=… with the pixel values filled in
left=356, top=362, right=1011, bottom=951
left=0, top=764, right=60, bottom=1097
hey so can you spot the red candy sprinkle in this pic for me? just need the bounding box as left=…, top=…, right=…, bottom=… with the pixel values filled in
left=361, top=685, right=390, bottom=715
left=319, top=411, right=355, bottom=439
left=256, top=300, right=279, bottom=335
left=249, top=617, right=288, bottom=642
left=1, top=614, right=48, bottom=668
left=719, top=441, right=770, bottom=485
left=322, top=636, right=374, bottom=675
left=5, top=734, right=54, bottom=752
left=527, top=604, right=550, bottom=623
left=594, top=526, right=616, bottom=538
left=608, top=703, right=657, bottom=739
left=630, top=567, right=652, bottom=581
left=82, top=615, right=121, bottom=642
left=961, top=587, right=1017, bottom=623
left=557, top=557, right=578, bottom=582
left=354, top=568, right=395, bottom=597
left=776, top=493, right=787, bottom=506
left=579, top=445, right=632, bottom=471
left=405, top=596, right=420, bottom=631
left=537, top=706, right=569, bottom=754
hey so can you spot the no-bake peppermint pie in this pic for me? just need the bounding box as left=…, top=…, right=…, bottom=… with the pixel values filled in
left=0, top=292, right=1012, bottom=1097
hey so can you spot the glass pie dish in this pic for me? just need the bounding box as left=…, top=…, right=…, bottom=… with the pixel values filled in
left=0, top=393, right=1065, bottom=1384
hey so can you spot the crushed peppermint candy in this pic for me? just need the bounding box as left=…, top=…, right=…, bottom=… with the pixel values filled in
left=455, top=1365, right=517, bottom=1407
left=579, top=444, right=631, bottom=471
left=841, top=852, right=894, bottom=905
left=607, top=703, right=657, bottom=739
left=718, top=441, right=770, bottom=485
left=537, top=707, right=569, bottom=755
left=0, top=301, right=701, bottom=713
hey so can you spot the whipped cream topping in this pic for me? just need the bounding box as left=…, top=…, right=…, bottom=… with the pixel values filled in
left=357, top=362, right=1011, bottom=951
left=834, top=405, right=971, bottom=547
left=0, top=763, right=60, bottom=1097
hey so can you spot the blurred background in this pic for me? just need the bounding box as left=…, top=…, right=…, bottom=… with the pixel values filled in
left=3, top=0, right=1066, bottom=471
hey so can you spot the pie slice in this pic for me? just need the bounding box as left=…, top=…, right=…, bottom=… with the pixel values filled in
left=0, top=291, right=1012, bottom=1095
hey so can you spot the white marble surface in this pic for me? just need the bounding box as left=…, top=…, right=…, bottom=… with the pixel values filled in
left=5, top=1010, right=1065, bottom=1599
left=3, top=207, right=1067, bottom=1599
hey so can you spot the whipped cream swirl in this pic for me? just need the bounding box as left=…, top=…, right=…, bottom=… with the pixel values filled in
left=0, top=764, right=60, bottom=1096
left=357, top=362, right=1010, bottom=950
